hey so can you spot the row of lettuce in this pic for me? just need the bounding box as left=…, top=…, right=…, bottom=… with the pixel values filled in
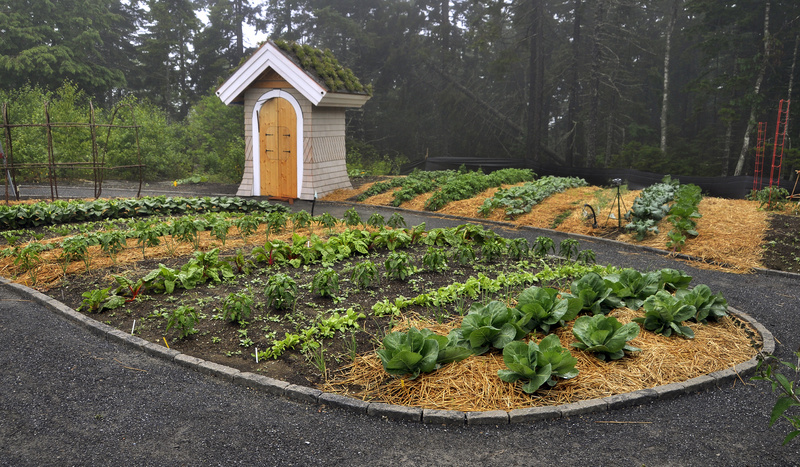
left=379, top=266, right=727, bottom=394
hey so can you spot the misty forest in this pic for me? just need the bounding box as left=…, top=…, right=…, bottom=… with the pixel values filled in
left=1, top=0, right=799, bottom=184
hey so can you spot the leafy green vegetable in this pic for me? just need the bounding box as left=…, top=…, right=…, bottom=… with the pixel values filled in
left=377, top=327, right=470, bottom=379
left=568, top=272, right=617, bottom=315
left=659, top=268, right=692, bottom=292
left=458, top=301, right=526, bottom=355
left=604, top=268, right=661, bottom=310
left=514, top=286, right=581, bottom=334
left=498, top=334, right=579, bottom=394
left=571, top=314, right=641, bottom=360
left=633, top=290, right=696, bottom=338
left=676, top=284, right=728, bottom=323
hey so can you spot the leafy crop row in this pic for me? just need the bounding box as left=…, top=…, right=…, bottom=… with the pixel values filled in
left=424, top=168, right=535, bottom=211
left=375, top=265, right=728, bottom=394
left=624, top=176, right=678, bottom=239
left=0, top=196, right=287, bottom=230
left=478, top=176, right=588, bottom=219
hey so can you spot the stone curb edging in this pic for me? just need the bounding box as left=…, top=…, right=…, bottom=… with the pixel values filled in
left=2, top=276, right=774, bottom=426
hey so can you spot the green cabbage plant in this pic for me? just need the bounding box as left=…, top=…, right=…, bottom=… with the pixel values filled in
left=604, top=268, right=661, bottom=310
left=458, top=301, right=527, bottom=355
left=633, top=290, right=696, bottom=338
left=498, top=334, right=579, bottom=394
left=514, top=286, right=581, bottom=334
left=568, top=272, right=619, bottom=315
left=377, top=327, right=471, bottom=379
left=571, top=314, right=641, bottom=360
left=676, top=284, right=728, bottom=323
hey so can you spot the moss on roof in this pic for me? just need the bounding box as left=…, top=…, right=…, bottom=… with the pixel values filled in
left=273, top=40, right=372, bottom=96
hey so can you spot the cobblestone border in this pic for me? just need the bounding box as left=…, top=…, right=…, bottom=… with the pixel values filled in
left=2, top=276, right=773, bottom=425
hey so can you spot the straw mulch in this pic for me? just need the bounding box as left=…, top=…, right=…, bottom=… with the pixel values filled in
left=361, top=187, right=401, bottom=206
left=436, top=184, right=524, bottom=222
left=322, top=182, right=377, bottom=202
left=616, top=197, right=767, bottom=273
left=323, top=308, right=759, bottom=412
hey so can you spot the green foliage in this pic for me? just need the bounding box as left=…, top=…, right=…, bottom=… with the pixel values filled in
left=625, top=177, right=678, bottom=239
left=60, top=236, right=91, bottom=272
left=98, top=230, right=127, bottom=263
left=384, top=251, right=414, bottom=280
left=346, top=139, right=407, bottom=176
left=182, top=91, right=245, bottom=183
left=633, top=290, right=696, bottom=338
left=422, top=247, right=448, bottom=272
left=350, top=261, right=379, bottom=289
left=291, top=210, right=312, bottom=232
left=498, top=335, right=579, bottom=394
left=532, top=236, right=555, bottom=257
left=747, top=186, right=791, bottom=211
left=386, top=213, right=407, bottom=229
left=571, top=314, right=641, bottom=361
left=558, top=238, right=580, bottom=261
left=222, top=291, right=254, bottom=325
left=314, top=212, right=339, bottom=232
left=377, top=327, right=471, bottom=379
left=166, top=305, right=200, bottom=339
left=659, top=268, right=693, bottom=292
left=451, top=244, right=476, bottom=266
left=675, top=284, right=728, bottom=323
left=264, top=273, right=297, bottom=310
left=425, top=168, right=535, bottom=211
left=14, top=242, right=46, bottom=284
left=366, top=213, right=385, bottom=228
left=507, top=238, right=530, bottom=261
left=342, top=208, right=362, bottom=227
left=265, top=211, right=288, bottom=239
left=274, top=40, right=371, bottom=94
left=458, top=301, right=526, bottom=355
left=752, top=350, right=800, bottom=445
left=480, top=176, right=588, bottom=218
left=568, top=272, right=617, bottom=315
left=78, top=286, right=126, bottom=313
left=480, top=237, right=506, bottom=262
left=514, top=286, right=581, bottom=334
left=666, top=184, right=702, bottom=251
left=311, top=267, right=340, bottom=298
left=604, top=269, right=662, bottom=310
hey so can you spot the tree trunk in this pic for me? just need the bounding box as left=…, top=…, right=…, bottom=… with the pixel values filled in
left=660, top=0, right=681, bottom=154
left=733, top=0, right=771, bottom=176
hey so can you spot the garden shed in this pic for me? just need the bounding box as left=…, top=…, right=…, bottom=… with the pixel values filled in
left=216, top=40, right=371, bottom=200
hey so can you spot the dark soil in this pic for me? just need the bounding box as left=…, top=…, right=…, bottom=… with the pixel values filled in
left=46, top=239, right=554, bottom=389
left=761, top=213, right=800, bottom=272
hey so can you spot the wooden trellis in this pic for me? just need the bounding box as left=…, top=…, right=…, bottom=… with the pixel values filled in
left=1, top=101, right=145, bottom=202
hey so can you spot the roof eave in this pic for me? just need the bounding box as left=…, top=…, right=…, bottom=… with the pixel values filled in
left=317, top=93, right=371, bottom=108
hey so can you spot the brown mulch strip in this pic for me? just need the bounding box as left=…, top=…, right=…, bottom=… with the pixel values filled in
left=323, top=308, right=758, bottom=412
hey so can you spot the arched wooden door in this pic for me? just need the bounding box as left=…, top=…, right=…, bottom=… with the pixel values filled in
left=258, top=97, right=297, bottom=198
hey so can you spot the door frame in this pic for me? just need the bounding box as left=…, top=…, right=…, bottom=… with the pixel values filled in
left=251, top=90, right=303, bottom=197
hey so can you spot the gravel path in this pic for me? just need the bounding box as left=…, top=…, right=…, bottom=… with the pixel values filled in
left=1, top=191, right=799, bottom=465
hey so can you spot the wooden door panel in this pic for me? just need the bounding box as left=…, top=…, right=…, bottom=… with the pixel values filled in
left=258, top=98, right=297, bottom=198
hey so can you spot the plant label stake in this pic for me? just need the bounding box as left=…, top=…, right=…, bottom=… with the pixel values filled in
left=131, top=320, right=136, bottom=335
left=163, top=337, right=169, bottom=349
left=311, top=191, right=317, bottom=216
left=255, top=348, right=259, bottom=363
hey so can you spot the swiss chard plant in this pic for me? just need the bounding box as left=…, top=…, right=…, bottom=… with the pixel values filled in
left=77, top=286, right=126, bottom=313
left=633, top=290, right=696, bottom=338
left=675, top=284, right=728, bottom=323
left=571, top=314, right=641, bottom=360
left=498, top=334, right=579, bottom=394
